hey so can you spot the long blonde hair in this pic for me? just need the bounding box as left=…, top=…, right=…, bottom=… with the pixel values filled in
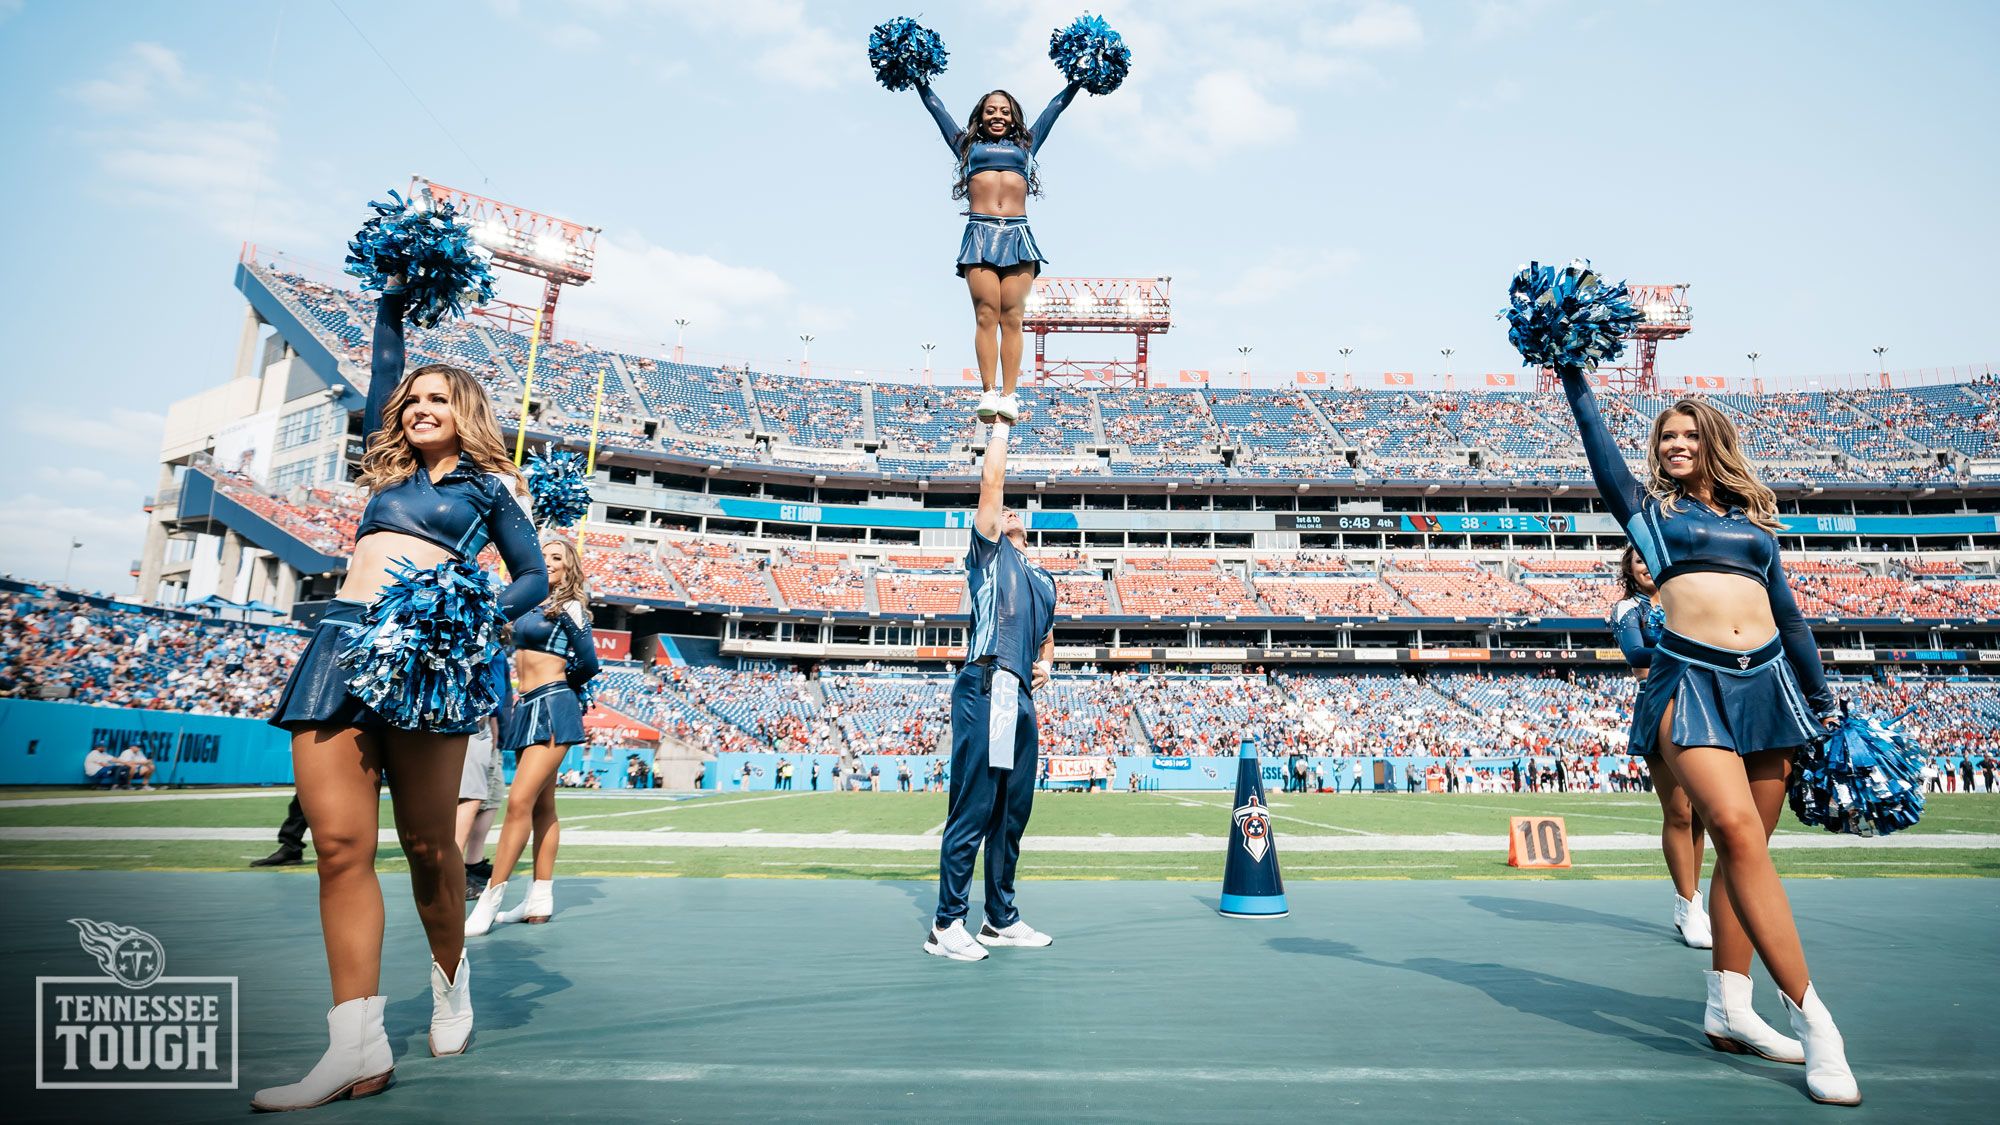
left=356, top=364, right=525, bottom=496
left=542, top=535, right=590, bottom=620
left=1644, top=398, right=1783, bottom=531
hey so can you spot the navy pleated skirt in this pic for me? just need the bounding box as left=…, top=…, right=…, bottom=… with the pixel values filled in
left=503, top=682, right=587, bottom=754
left=1629, top=630, right=1822, bottom=758
left=269, top=601, right=391, bottom=734
left=956, top=214, right=1045, bottom=277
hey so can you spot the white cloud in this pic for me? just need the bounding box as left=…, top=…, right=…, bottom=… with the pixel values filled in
left=547, top=23, right=602, bottom=50
left=69, top=45, right=322, bottom=245
left=562, top=230, right=792, bottom=341
left=33, top=466, right=144, bottom=496
left=632, top=0, right=853, bottom=89
left=1471, top=0, right=1561, bottom=40
left=1314, top=2, right=1425, bottom=50
left=1457, top=77, right=1523, bottom=112
left=15, top=407, right=166, bottom=458
left=69, top=42, right=190, bottom=112
left=1182, top=71, right=1300, bottom=154
left=1215, top=248, right=1363, bottom=307
left=0, top=493, right=149, bottom=595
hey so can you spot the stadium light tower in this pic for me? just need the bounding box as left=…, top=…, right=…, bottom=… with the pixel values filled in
left=1023, top=276, right=1171, bottom=389
left=413, top=177, right=599, bottom=338
left=1538, top=282, right=1690, bottom=393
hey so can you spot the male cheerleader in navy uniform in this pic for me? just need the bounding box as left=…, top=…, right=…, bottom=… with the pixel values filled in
left=925, top=404, right=1059, bottom=961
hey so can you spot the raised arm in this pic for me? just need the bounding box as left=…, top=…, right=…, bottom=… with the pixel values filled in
left=1027, top=82, right=1082, bottom=154
left=362, top=288, right=410, bottom=443
left=916, top=82, right=963, bottom=152
left=1610, top=601, right=1654, bottom=669
left=974, top=421, right=1010, bottom=541
left=487, top=482, right=550, bottom=620
left=1557, top=367, right=1646, bottom=526
left=1766, top=553, right=1833, bottom=716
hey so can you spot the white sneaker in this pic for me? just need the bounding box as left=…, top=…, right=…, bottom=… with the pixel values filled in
left=1675, top=891, right=1713, bottom=949
left=994, top=393, right=1022, bottom=424
left=976, top=390, right=1001, bottom=420
left=465, top=880, right=508, bottom=937
left=249, top=995, right=393, bottom=1111
left=923, top=919, right=989, bottom=961
left=499, top=879, right=553, bottom=925
left=977, top=919, right=1053, bottom=948
left=428, top=955, right=473, bottom=1057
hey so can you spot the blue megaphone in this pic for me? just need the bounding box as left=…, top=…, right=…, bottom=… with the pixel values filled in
left=1219, top=736, right=1289, bottom=918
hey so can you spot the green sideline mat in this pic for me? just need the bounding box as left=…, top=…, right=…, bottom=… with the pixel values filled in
left=4, top=873, right=1996, bottom=1122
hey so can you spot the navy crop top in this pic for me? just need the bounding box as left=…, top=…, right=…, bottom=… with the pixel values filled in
left=918, top=82, right=1079, bottom=182
left=1560, top=369, right=1831, bottom=710
left=512, top=601, right=599, bottom=693
left=1611, top=596, right=1665, bottom=670
left=356, top=288, right=549, bottom=621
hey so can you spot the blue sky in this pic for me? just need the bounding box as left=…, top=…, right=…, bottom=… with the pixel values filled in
left=1, top=0, right=1994, bottom=592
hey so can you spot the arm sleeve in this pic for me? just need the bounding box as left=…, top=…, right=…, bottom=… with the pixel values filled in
left=1028, top=82, right=1082, bottom=154
left=1767, top=553, right=1833, bottom=713
left=1557, top=367, right=1645, bottom=526
left=916, top=83, right=963, bottom=151
left=559, top=609, right=601, bottom=691
left=486, top=480, right=550, bottom=620
left=1610, top=602, right=1653, bottom=669
left=362, top=289, right=410, bottom=443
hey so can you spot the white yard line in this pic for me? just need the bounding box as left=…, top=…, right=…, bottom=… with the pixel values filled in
left=7, top=826, right=1995, bottom=854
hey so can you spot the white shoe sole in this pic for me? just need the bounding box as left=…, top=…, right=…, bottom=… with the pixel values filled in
left=977, top=931, right=1053, bottom=948
left=250, top=1069, right=394, bottom=1112
left=922, top=938, right=988, bottom=962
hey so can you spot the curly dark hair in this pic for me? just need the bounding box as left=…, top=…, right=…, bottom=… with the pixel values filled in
left=953, top=89, right=1041, bottom=200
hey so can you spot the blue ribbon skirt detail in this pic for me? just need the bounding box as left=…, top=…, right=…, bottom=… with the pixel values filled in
left=502, top=681, right=588, bottom=754
left=270, top=601, right=391, bottom=733
left=1628, top=630, right=1822, bottom=758
left=956, top=214, right=1046, bottom=277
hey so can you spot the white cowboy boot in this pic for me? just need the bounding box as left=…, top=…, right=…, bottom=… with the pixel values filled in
left=1675, top=891, right=1713, bottom=949
left=1703, top=970, right=1805, bottom=1063
left=250, top=995, right=392, bottom=1111
left=464, top=880, right=508, bottom=937
left=1783, top=984, right=1861, bottom=1106
left=499, top=879, right=554, bottom=925
left=428, top=954, right=473, bottom=1057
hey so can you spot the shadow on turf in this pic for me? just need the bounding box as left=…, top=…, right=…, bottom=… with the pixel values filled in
left=1462, top=894, right=1662, bottom=939
left=377, top=879, right=614, bottom=1050
left=1266, top=937, right=1803, bottom=1095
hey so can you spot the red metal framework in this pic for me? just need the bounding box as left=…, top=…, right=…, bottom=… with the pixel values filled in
left=1536, top=283, right=1691, bottom=394
left=1023, top=277, right=1171, bottom=389
left=414, top=177, right=600, bottom=338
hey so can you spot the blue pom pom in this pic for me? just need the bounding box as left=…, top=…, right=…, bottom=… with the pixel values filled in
left=337, top=558, right=504, bottom=731
left=1502, top=260, right=1642, bottom=372
left=868, top=17, right=949, bottom=92
left=523, top=448, right=592, bottom=529
left=1049, top=13, right=1131, bottom=95
left=1789, top=713, right=1927, bottom=837
left=344, top=189, right=498, bottom=330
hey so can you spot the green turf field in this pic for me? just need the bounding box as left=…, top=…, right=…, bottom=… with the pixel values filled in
left=3, top=788, right=1995, bottom=879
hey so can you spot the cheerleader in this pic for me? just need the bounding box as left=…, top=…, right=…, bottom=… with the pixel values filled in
left=1611, top=545, right=1712, bottom=948
left=464, top=535, right=599, bottom=936
left=925, top=407, right=1058, bottom=961
left=253, top=286, right=546, bottom=1110
left=1561, top=376, right=1859, bottom=1104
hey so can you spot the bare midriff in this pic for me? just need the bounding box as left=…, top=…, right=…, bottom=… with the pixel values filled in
left=1660, top=571, right=1778, bottom=650
left=336, top=531, right=454, bottom=604
left=514, top=649, right=568, bottom=695
left=965, top=170, right=1028, bottom=218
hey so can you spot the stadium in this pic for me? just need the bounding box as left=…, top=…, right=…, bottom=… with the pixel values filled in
left=4, top=4, right=1998, bottom=1122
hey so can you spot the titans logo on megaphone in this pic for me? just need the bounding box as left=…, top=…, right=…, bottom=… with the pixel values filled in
left=1233, top=794, right=1272, bottom=863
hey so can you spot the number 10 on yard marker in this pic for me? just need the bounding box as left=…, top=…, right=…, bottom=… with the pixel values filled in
left=1507, top=816, right=1571, bottom=869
